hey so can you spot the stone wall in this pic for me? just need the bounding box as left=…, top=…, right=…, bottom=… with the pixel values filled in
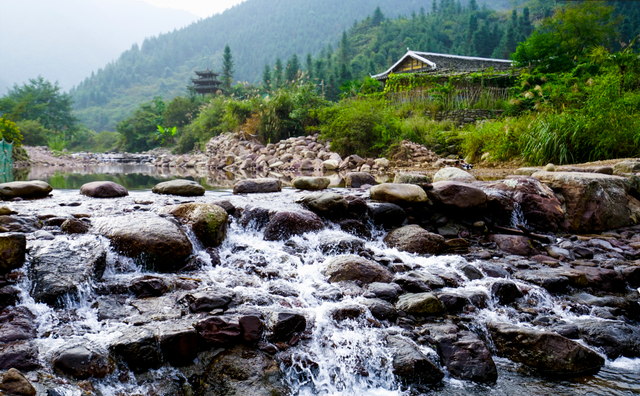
left=432, top=109, right=505, bottom=125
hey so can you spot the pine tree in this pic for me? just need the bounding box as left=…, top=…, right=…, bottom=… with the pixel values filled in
left=469, top=0, right=478, bottom=12
left=339, top=31, right=350, bottom=63
left=262, top=64, right=271, bottom=92
left=305, top=53, right=314, bottom=80
left=372, top=7, right=384, bottom=26
left=521, top=7, right=532, bottom=37
left=432, top=0, right=437, bottom=14
left=285, top=54, right=300, bottom=82
left=221, top=44, right=234, bottom=92
left=273, top=58, right=283, bottom=89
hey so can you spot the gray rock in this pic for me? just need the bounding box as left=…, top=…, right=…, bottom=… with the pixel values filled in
left=393, top=173, right=432, bottom=184
left=395, top=293, right=445, bottom=316
left=345, top=172, right=376, bottom=188
left=233, top=178, right=282, bottom=194
left=61, top=218, right=89, bottom=234
left=578, top=320, right=640, bottom=359
left=152, top=179, right=205, bottom=196
left=323, top=255, right=393, bottom=284
left=433, top=167, right=475, bottom=183
left=265, top=311, right=306, bottom=342
left=292, top=177, right=330, bottom=191
left=318, top=233, right=365, bottom=254
left=184, top=289, right=233, bottom=312
left=361, top=298, right=397, bottom=320
left=384, top=225, right=445, bottom=255
left=110, top=326, right=162, bottom=373
left=387, top=335, right=444, bottom=384
left=367, top=203, right=406, bottom=228
left=162, top=203, right=228, bottom=248
left=52, top=344, right=113, bottom=379
left=491, top=280, right=523, bottom=305
left=364, top=282, right=402, bottom=301
left=264, top=210, right=324, bottom=241
left=0, top=181, right=52, bottom=199
left=29, top=236, right=106, bottom=305
left=0, top=368, right=36, bottom=396
left=297, top=192, right=348, bottom=219
left=151, top=319, right=198, bottom=366
left=394, top=271, right=445, bottom=292
left=195, top=315, right=242, bottom=345
left=80, top=181, right=128, bottom=198
left=0, top=341, right=39, bottom=371
left=428, top=181, right=487, bottom=209
left=370, top=183, right=429, bottom=204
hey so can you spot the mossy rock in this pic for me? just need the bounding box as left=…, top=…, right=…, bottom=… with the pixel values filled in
left=162, top=203, right=228, bottom=248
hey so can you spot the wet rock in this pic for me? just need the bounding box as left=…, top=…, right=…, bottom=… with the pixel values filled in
left=613, top=160, right=640, bottom=174
left=292, top=176, right=330, bottom=190
left=129, top=276, right=170, bottom=298
left=491, top=280, right=523, bottom=305
left=239, top=315, right=263, bottom=343
left=428, top=181, right=487, bottom=210
left=318, top=233, right=365, bottom=254
left=162, top=203, right=228, bottom=248
left=263, top=210, right=324, bottom=241
left=345, top=172, right=376, bottom=188
left=436, top=292, right=471, bottom=312
left=34, top=230, right=55, bottom=240
left=394, top=271, right=445, bottom=292
left=622, top=266, right=640, bottom=287
left=367, top=203, right=406, bottom=228
left=336, top=219, right=371, bottom=239
left=0, top=181, right=52, bottom=199
left=0, top=232, right=26, bottom=275
left=513, top=270, right=569, bottom=294
left=129, top=296, right=183, bottom=323
left=0, top=215, right=42, bottom=233
left=110, top=326, right=162, bottom=373
left=578, top=321, right=640, bottom=359
left=152, top=319, right=198, bottom=366
left=370, top=183, right=429, bottom=205
left=61, top=218, right=89, bottom=234
left=431, top=324, right=497, bottom=382
left=433, top=167, right=475, bottom=183
left=239, top=206, right=271, bottom=229
left=574, top=266, right=626, bottom=292
left=479, top=262, right=510, bottom=278
left=196, top=316, right=242, bottom=345
left=363, top=282, right=402, bottom=301
left=384, top=225, right=445, bottom=255
left=184, top=289, right=233, bottom=312
left=0, top=206, right=16, bottom=215
left=0, top=286, right=19, bottom=310
left=80, top=181, right=128, bottom=198
left=387, top=335, right=444, bottom=384
left=152, top=179, right=205, bottom=196
left=395, top=293, right=445, bottom=316
left=52, top=344, right=114, bottom=379
left=361, top=298, right=397, bottom=320
left=488, top=322, right=604, bottom=375
left=93, top=214, right=192, bottom=272
left=490, top=234, right=533, bottom=256
left=323, top=255, right=393, bottom=284
left=533, top=171, right=636, bottom=232
left=30, top=236, right=106, bottom=305
left=199, top=345, right=288, bottom=396
left=0, top=368, right=36, bottom=396
left=211, top=200, right=236, bottom=216
left=265, top=311, right=306, bottom=342
left=458, top=263, right=483, bottom=280
left=331, top=304, right=365, bottom=321
left=233, top=178, right=282, bottom=194
left=0, top=306, right=36, bottom=343
left=297, top=192, right=348, bottom=219
left=393, top=173, right=431, bottom=185
left=345, top=195, right=368, bottom=218
left=43, top=216, right=68, bottom=227
left=0, top=341, right=39, bottom=370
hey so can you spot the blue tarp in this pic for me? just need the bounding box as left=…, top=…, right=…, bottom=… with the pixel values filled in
left=0, top=139, right=13, bottom=183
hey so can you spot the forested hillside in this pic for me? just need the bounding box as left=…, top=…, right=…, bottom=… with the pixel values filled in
left=71, top=0, right=518, bottom=131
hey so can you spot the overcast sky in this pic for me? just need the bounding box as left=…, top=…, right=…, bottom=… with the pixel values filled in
left=139, top=0, right=246, bottom=17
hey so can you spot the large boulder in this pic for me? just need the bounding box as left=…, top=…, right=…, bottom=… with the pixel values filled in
left=368, top=203, right=406, bottom=228
left=233, top=178, right=282, bottom=194
left=370, top=183, right=429, bottom=205
left=488, top=322, right=604, bottom=375
left=52, top=344, right=114, bottom=379
left=152, top=179, right=205, bottom=196
left=0, top=181, right=52, bottom=199
left=263, top=210, right=324, bottom=241
left=265, top=311, right=306, bottom=342
left=387, top=335, right=444, bottom=384
left=433, top=167, right=475, bottom=183
left=93, top=214, right=192, bottom=272
left=162, top=203, right=228, bottom=248
left=0, top=342, right=39, bottom=371
left=578, top=320, right=640, bottom=359
left=0, top=232, right=26, bottom=275
left=29, top=236, right=106, bottom=305
left=199, top=345, right=288, bottom=396
left=297, top=192, right=348, bottom=219
left=490, top=234, right=534, bottom=256
left=0, top=368, right=36, bottom=396
left=480, top=177, right=564, bottom=231
left=428, top=181, right=487, bottom=209
left=431, top=324, right=497, bottom=383
left=0, top=307, right=37, bottom=343
left=195, top=316, right=241, bottom=345
left=384, top=225, right=444, bottom=254
left=532, top=171, right=637, bottom=232
left=292, top=177, right=330, bottom=191
left=396, top=293, right=445, bottom=316
left=109, top=327, right=162, bottom=373
left=0, top=216, right=42, bottom=233
left=323, top=255, right=393, bottom=284
left=345, top=172, right=376, bottom=188
left=80, top=181, right=128, bottom=198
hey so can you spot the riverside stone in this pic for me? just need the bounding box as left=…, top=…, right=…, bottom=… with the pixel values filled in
left=488, top=322, right=604, bottom=375
left=345, top=172, right=376, bottom=188
left=323, top=255, right=393, bottom=284
left=0, top=232, right=26, bottom=275
left=490, top=234, right=533, bottom=256
left=152, top=179, right=205, bottom=196
left=162, top=203, right=228, bottom=248
left=384, top=225, right=445, bottom=254
left=0, top=369, right=36, bottom=396
left=297, top=192, right=348, bottom=219
left=292, top=177, right=330, bottom=190
left=263, top=210, right=324, bottom=241
left=395, top=293, right=445, bottom=316
left=491, top=280, right=523, bottom=305
left=387, top=335, right=444, bottom=384
left=429, top=181, right=487, bottom=209
left=0, top=181, right=52, bottom=199
left=110, top=327, right=162, bottom=373
left=0, top=341, right=39, bottom=370
left=52, top=344, right=114, bottom=379
left=233, top=178, right=282, bottom=194
left=433, top=167, right=476, bottom=183
left=367, top=203, right=406, bottom=228
left=93, top=214, right=192, bottom=272
left=393, top=173, right=431, bottom=184
left=80, top=181, right=128, bottom=198
left=196, top=316, right=242, bottom=345
left=266, top=311, right=306, bottom=342
left=61, top=218, right=89, bottom=234
left=370, top=183, right=429, bottom=204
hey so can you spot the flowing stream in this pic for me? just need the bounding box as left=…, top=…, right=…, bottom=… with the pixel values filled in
left=3, top=168, right=640, bottom=396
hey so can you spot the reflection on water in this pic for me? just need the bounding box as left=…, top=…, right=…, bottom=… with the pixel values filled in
left=14, top=165, right=390, bottom=190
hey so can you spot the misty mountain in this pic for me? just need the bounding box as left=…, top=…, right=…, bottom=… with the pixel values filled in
left=0, top=0, right=198, bottom=93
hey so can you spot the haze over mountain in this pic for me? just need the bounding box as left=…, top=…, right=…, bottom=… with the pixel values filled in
left=0, top=0, right=199, bottom=94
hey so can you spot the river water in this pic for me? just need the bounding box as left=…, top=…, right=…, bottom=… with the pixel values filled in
left=4, top=166, right=640, bottom=395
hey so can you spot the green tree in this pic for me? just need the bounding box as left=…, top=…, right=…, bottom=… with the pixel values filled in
left=221, top=44, right=235, bottom=92
left=0, top=76, right=78, bottom=137
left=116, top=97, right=165, bottom=152
left=285, top=54, right=300, bottom=83
left=262, top=64, right=272, bottom=91
left=273, top=58, right=284, bottom=89
left=306, top=53, right=314, bottom=80
left=372, top=7, right=384, bottom=26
